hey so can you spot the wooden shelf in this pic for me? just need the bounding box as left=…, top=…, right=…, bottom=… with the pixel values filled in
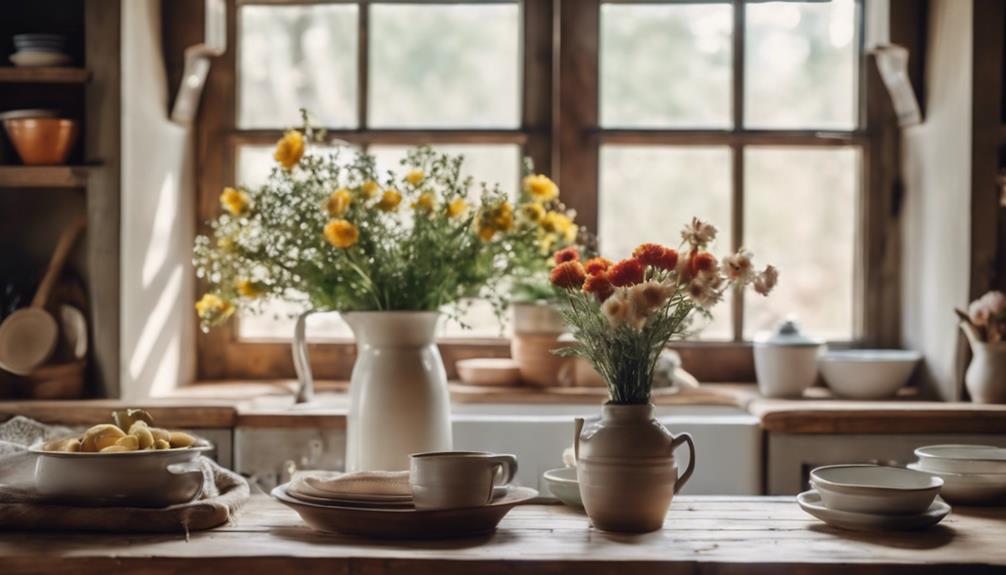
left=0, top=166, right=91, bottom=188
left=0, top=67, right=90, bottom=84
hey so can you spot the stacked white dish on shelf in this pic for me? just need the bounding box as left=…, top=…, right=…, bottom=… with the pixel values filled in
left=798, top=464, right=950, bottom=531
left=10, top=34, right=71, bottom=67
left=909, top=444, right=1006, bottom=504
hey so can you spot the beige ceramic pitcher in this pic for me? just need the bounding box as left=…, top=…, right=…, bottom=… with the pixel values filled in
left=574, top=403, right=696, bottom=532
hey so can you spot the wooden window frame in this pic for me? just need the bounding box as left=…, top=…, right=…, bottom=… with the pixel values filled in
left=193, top=0, right=895, bottom=383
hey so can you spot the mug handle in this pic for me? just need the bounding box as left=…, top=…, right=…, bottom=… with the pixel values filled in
left=484, top=454, right=518, bottom=504
left=670, top=432, right=696, bottom=495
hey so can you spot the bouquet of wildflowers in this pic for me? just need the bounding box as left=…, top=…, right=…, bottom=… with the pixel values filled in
left=194, top=126, right=542, bottom=330
left=965, top=291, right=1006, bottom=343
left=549, top=218, right=778, bottom=404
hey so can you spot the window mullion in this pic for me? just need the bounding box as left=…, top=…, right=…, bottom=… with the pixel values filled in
left=730, top=0, right=745, bottom=342
left=358, top=0, right=369, bottom=134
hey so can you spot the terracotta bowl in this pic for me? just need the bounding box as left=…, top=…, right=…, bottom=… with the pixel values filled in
left=3, top=118, right=78, bottom=165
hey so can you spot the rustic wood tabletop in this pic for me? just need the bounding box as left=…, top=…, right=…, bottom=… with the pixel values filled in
left=1, top=495, right=1005, bottom=574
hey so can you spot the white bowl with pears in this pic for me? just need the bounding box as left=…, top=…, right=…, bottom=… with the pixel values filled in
left=30, top=409, right=212, bottom=507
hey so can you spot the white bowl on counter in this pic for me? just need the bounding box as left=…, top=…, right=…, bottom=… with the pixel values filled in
left=542, top=467, right=583, bottom=509
left=818, top=349, right=921, bottom=399
left=31, top=443, right=213, bottom=507
left=914, top=444, right=1006, bottom=474
left=809, top=464, right=943, bottom=515
left=907, top=462, right=1006, bottom=504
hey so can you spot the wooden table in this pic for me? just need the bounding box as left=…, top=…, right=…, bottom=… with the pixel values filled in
left=2, top=496, right=1005, bottom=574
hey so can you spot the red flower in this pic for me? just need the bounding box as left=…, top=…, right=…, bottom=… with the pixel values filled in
left=632, top=243, right=664, bottom=267
left=654, top=248, right=678, bottom=271
left=689, top=251, right=718, bottom=276
left=584, top=257, right=613, bottom=276
left=550, top=261, right=587, bottom=289
left=607, top=258, right=644, bottom=287
left=554, top=246, right=580, bottom=265
left=583, top=273, right=615, bottom=303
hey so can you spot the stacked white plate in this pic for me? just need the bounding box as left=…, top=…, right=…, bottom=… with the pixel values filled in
left=909, top=444, right=1006, bottom=505
left=10, top=34, right=71, bottom=67
left=798, top=464, right=950, bottom=531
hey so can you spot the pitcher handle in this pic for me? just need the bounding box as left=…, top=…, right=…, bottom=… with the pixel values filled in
left=292, top=311, right=314, bottom=404
left=574, top=418, right=584, bottom=463
left=670, top=432, right=696, bottom=494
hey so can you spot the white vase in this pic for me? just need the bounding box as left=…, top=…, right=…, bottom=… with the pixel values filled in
left=344, top=311, right=452, bottom=471
left=962, top=323, right=1006, bottom=404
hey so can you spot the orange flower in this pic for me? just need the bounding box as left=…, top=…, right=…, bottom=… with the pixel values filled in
left=690, top=251, right=718, bottom=276
left=607, top=258, right=644, bottom=287
left=554, top=246, right=580, bottom=265
left=632, top=243, right=665, bottom=267
left=583, top=273, right=614, bottom=302
left=550, top=261, right=587, bottom=289
left=655, top=248, right=679, bottom=271
left=584, top=257, right=613, bottom=276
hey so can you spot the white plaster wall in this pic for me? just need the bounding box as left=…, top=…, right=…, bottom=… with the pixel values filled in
left=120, top=0, right=196, bottom=399
left=901, top=0, right=973, bottom=400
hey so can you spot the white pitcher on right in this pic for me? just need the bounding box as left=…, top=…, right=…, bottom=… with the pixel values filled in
left=960, top=291, right=1006, bottom=404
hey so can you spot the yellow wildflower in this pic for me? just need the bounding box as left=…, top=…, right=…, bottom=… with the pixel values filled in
left=476, top=223, right=497, bottom=242
left=323, top=219, right=359, bottom=248
left=217, top=235, right=237, bottom=252
left=564, top=223, right=579, bottom=243
left=541, top=211, right=573, bottom=235
left=492, top=201, right=514, bottom=232
left=414, top=192, right=436, bottom=213
left=274, top=130, right=305, bottom=170
left=377, top=189, right=402, bottom=212
left=404, top=169, right=425, bottom=186
left=360, top=180, right=380, bottom=199
left=539, top=233, right=557, bottom=254
left=520, top=202, right=546, bottom=223
left=523, top=174, right=559, bottom=203
left=326, top=188, right=353, bottom=216
left=236, top=279, right=263, bottom=298
left=220, top=187, right=249, bottom=216
left=195, top=293, right=234, bottom=323
left=446, top=198, right=468, bottom=219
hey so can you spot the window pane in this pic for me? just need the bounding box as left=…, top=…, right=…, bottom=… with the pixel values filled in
left=601, top=2, right=732, bottom=128
left=743, top=147, right=858, bottom=340
left=368, top=3, right=520, bottom=128
left=238, top=4, right=358, bottom=129
left=600, top=145, right=733, bottom=339
left=745, top=0, right=858, bottom=129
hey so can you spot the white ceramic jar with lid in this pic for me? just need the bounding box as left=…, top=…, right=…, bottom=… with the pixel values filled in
left=753, top=320, right=823, bottom=398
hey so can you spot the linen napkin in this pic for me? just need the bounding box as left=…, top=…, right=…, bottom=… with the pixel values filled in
left=0, top=415, right=250, bottom=534
left=289, top=469, right=411, bottom=500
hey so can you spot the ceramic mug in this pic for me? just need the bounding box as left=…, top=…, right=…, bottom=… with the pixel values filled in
left=410, top=450, right=518, bottom=510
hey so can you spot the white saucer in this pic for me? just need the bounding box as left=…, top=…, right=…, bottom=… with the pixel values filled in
left=908, top=462, right=1006, bottom=505
left=797, top=489, right=950, bottom=531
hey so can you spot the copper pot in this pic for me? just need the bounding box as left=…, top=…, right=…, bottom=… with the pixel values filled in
left=3, top=118, right=78, bottom=165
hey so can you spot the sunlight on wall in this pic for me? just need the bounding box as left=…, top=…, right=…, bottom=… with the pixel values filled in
left=121, top=0, right=196, bottom=399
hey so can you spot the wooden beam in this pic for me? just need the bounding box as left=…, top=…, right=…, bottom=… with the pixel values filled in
left=556, top=0, right=599, bottom=231
left=521, top=0, right=555, bottom=175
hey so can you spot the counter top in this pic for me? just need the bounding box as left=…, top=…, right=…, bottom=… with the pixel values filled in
left=1, top=495, right=1004, bottom=574
left=3, top=383, right=1006, bottom=434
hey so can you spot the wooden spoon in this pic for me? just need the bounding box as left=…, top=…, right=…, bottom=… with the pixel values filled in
left=0, top=216, right=86, bottom=375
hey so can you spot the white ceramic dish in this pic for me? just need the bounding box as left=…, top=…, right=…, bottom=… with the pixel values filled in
left=914, top=444, right=1006, bottom=474
left=809, top=464, right=942, bottom=514
left=797, top=490, right=950, bottom=532
left=818, top=349, right=921, bottom=399
left=542, top=466, right=583, bottom=509
left=9, top=50, right=71, bottom=67
left=753, top=320, right=823, bottom=398
left=907, top=462, right=1006, bottom=505
left=456, top=358, right=521, bottom=387
left=30, top=443, right=213, bottom=507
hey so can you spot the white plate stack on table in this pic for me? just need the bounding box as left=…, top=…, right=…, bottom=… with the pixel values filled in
left=272, top=451, right=538, bottom=538
left=10, top=34, right=71, bottom=67
left=909, top=444, right=1006, bottom=504
left=798, top=464, right=950, bottom=531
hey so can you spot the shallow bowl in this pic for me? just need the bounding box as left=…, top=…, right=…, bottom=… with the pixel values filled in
left=456, top=358, right=521, bottom=387
left=30, top=441, right=213, bottom=507
left=542, top=466, right=583, bottom=509
left=914, top=444, right=1006, bottom=475
left=818, top=349, right=921, bottom=399
left=809, top=464, right=942, bottom=515
left=907, top=462, right=1006, bottom=505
